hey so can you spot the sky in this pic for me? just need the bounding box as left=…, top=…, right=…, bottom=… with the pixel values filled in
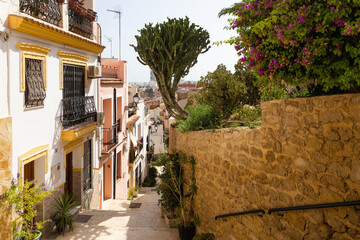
left=96, top=0, right=240, bottom=83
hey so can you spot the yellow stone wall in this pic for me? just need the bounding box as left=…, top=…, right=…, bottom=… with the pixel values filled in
left=170, top=93, right=360, bottom=240
left=0, top=117, right=12, bottom=240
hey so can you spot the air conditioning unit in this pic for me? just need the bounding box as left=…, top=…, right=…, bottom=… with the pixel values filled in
left=88, top=65, right=102, bottom=78
left=97, top=112, right=105, bottom=125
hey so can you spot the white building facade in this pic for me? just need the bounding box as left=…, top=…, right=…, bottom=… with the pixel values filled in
left=0, top=0, right=105, bottom=235
left=127, top=100, right=150, bottom=189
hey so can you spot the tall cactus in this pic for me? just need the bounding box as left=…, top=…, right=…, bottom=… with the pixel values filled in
left=131, top=17, right=210, bottom=120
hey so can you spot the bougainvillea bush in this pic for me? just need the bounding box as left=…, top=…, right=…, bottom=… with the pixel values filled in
left=221, top=0, right=360, bottom=91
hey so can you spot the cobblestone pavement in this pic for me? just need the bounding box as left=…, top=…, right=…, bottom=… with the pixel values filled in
left=50, top=187, right=179, bottom=240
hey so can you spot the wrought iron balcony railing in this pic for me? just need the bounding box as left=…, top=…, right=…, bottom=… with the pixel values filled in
left=61, top=96, right=97, bottom=128
left=101, top=123, right=119, bottom=153
left=68, top=9, right=92, bottom=39
left=20, top=0, right=62, bottom=26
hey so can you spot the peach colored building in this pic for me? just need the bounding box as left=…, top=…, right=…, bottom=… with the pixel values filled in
left=99, top=59, right=128, bottom=204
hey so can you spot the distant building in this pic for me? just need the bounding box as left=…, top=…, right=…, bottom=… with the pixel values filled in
left=127, top=100, right=150, bottom=188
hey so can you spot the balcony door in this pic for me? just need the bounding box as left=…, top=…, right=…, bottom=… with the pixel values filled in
left=63, top=64, right=85, bottom=99
left=62, top=64, right=86, bottom=127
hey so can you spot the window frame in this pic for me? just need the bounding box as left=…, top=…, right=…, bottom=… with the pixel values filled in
left=17, top=43, right=51, bottom=109
left=58, top=51, right=89, bottom=90
left=24, top=56, right=47, bottom=108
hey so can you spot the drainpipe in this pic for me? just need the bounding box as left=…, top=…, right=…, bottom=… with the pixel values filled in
left=6, top=31, right=10, bottom=117
left=113, top=88, right=117, bottom=199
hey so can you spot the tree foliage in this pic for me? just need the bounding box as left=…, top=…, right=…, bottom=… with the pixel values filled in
left=131, top=17, right=210, bottom=119
left=197, top=62, right=259, bottom=119
left=221, top=0, right=360, bottom=91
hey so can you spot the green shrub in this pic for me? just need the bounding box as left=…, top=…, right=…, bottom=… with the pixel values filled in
left=231, top=107, right=261, bottom=122
left=177, top=104, right=218, bottom=132
left=193, top=233, right=215, bottom=240
left=142, top=167, right=158, bottom=187
left=52, top=193, right=78, bottom=236
left=148, top=167, right=158, bottom=178
left=154, top=152, right=197, bottom=228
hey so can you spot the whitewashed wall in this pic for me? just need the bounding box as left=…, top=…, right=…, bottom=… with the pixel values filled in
left=8, top=32, right=99, bottom=190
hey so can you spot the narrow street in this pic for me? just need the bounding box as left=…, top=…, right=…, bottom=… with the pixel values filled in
left=51, top=188, right=179, bottom=240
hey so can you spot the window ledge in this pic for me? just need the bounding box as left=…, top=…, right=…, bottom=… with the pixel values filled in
left=24, top=105, right=44, bottom=111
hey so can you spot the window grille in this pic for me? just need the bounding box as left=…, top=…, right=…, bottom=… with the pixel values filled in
left=83, top=139, right=92, bottom=191
left=63, top=64, right=85, bottom=99
left=25, top=58, right=46, bottom=108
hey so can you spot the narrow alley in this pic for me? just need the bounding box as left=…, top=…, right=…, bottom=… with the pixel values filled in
left=51, top=188, right=179, bottom=240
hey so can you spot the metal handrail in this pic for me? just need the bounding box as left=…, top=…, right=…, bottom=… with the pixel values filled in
left=215, top=209, right=265, bottom=220
left=268, top=201, right=360, bottom=214
left=215, top=201, right=360, bottom=220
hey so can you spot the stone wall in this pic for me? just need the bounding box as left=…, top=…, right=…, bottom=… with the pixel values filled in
left=0, top=117, right=12, bottom=240
left=170, top=93, right=360, bottom=240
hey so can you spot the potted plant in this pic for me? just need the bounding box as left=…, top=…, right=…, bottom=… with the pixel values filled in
left=127, top=188, right=135, bottom=200
left=51, top=193, right=78, bottom=236
left=134, top=185, right=141, bottom=197
left=0, top=178, right=55, bottom=240
left=155, top=152, right=198, bottom=240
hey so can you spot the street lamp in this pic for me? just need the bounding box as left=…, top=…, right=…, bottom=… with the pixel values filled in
left=133, top=93, right=140, bottom=107
left=107, top=9, right=121, bottom=60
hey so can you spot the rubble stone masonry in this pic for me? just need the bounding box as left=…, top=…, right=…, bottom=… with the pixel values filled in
left=170, top=93, right=360, bottom=240
left=0, top=117, right=12, bottom=240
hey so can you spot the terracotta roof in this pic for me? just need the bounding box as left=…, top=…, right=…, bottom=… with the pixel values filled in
left=127, top=115, right=140, bottom=127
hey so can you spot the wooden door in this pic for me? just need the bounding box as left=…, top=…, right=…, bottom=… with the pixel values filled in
left=103, top=158, right=112, bottom=200
left=65, top=152, right=73, bottom=198
left=24, top=161, right=34, bottom=182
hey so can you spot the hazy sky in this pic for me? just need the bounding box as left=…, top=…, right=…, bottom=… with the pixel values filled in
left=96, top=0, right=239, bottom=83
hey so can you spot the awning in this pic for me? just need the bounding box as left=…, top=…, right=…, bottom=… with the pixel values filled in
left=127, top=115, right=140, bottom=128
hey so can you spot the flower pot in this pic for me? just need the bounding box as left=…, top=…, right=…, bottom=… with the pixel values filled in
left=178, top=224, right=196, bottom=240
left=16, top=230, right=42, bottom=240
left=32, top=230, right=42, bottom=240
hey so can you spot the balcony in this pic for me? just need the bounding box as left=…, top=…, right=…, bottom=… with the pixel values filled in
left=101, top=123, right=119, bottom=153
left=19, top=0, right=62, bottom=26
left=102, top=65, right=119, bottom=79
left=61, top=96, right=97, bottom=141
left=68, top=9, right=92, bottom=39
left=10, top=0, right=105, bottom=54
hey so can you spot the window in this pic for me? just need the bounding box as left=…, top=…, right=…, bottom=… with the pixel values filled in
left=25, top=58, right=46, bottom=108
left=63, top=64, right=85, bottom=99
left=116, top=151, right=121, bottom=180
left=83, top=140, right=92, bottom=191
